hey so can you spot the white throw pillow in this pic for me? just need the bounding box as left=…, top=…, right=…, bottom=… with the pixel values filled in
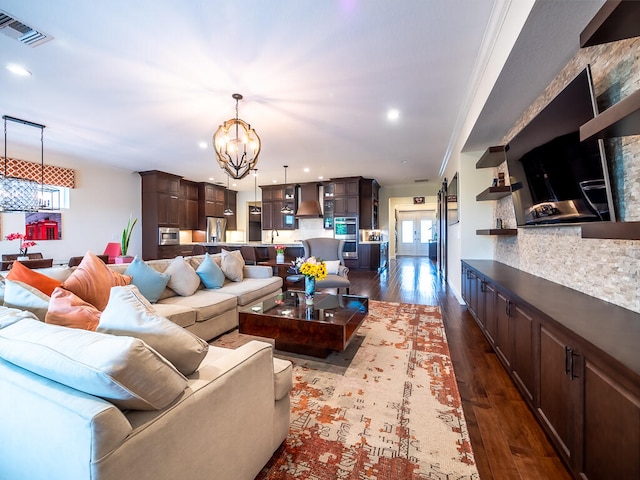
left=0, top=318, right=187, bottom=410
left=164, top=256, right=201, bottom=296
left=2, top=279, right=50, bottom=322
left=220, top=249, right=245, bottom=282
left=324, top=260, right=341, bottom=275
left=99, top=285, right=209, bottom=375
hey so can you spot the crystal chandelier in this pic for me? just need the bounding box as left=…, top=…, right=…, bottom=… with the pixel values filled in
left=213, top=93, right=261, bottom=180
left=1, top=115, right=45, bottom=213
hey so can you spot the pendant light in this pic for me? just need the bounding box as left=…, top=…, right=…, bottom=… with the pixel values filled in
left=1, top=115, right=45, bottom=213
left=223, top=173, right=234, bottom=216
left=250, top=169, right=261, bottom=215
left=213, top=93, right=261, bottom=180
left=280, top=165, right=294, bottom=214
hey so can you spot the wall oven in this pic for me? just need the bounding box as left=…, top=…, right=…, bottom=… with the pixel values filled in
left=334, top=217, right=358, bottom=259
left=158, top=227, right=179, bottom=245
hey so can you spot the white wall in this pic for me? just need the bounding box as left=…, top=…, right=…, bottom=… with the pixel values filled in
left=1, top=159, right=141, bottom=265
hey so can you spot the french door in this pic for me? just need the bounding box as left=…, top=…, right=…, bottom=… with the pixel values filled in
left=396, top=211, right=434, bottom=256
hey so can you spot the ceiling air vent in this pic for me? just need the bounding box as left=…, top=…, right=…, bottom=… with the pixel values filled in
left=0, top=10, right=53, bottom=47
left=414, top=178, right=429, bottom=183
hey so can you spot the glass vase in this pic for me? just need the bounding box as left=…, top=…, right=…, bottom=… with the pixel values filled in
left=276, top=253, right=285, bottom=264
left=305, top=276, right=315, bottom=305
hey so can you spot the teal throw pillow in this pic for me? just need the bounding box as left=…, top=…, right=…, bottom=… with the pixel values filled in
left=124, top=256, right=170, bottom=303
left=196, top=253, right=225, bottom=289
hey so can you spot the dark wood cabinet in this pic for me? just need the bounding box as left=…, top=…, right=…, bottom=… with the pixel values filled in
left=511, top=304, right=535, bottom=402
left=198, top=182, right=225, bottom=229
left=140, top=170, right=183, bottom=260
left=462, top=259, right=640, bottom=480
left=261, top=185, right=296, bottom=231
left=180, top=180, right=199, bottom=230
left=357, top=242, right=388, bottom=271
left=359, top=178, right=380, bottom=229
left=332, top=178, right=359, bottom=217
left=538, top=323, right=581, bottom=466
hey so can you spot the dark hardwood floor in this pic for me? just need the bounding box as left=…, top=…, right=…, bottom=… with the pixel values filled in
left=345, top=257, right=571, bottom=480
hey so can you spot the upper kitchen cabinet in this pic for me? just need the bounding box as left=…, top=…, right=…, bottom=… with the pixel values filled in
left=261, top=184, right=297, bottom=230
left=179, top=180, right=199, bottom=230
left=359, top=178, right=380, bottom=229
left=332, top=177, right=359, bottom=216
left=139, top=170, right=182, bottom=260
left=198, top=182, right=225, bottom=229
left=140, top=170, right=181, bottom=228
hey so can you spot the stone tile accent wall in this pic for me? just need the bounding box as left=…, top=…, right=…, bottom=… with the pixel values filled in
left=493, top=37, right=640, bottom=313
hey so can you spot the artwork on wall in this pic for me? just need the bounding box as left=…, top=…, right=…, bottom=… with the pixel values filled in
left=25, top=212, right=62, bottom=240
left=413, top=196, right=425, bottom=205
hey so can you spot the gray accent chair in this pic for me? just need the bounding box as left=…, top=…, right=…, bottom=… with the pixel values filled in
left=301, top=238, right=350, bottom=294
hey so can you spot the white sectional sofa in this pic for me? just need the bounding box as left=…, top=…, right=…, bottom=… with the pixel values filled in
left=0, top=252, right=292, bottom=480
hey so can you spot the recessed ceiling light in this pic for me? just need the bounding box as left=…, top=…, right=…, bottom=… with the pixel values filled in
left=272, top=179, right=277, bottom=183
left=318, top=176, right=323, bottom=180
left=208, top=177, right=214, bottom=181
left=232, top=183, right=237, bottom=187
left=198, top=141, right=208, bottom=149
left=6, top=64, right=31, bottom=77
left=401, top=160, right=407, bottom=164
left=304, top=167, right=310, bottom=173
left=387, top=108, right=400, bottom=121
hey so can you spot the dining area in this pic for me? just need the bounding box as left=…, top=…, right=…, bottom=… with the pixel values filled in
left=0, top=253, right=54, bottom=271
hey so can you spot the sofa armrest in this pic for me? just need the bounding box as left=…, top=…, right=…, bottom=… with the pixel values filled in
left=243, top=265, right=273, bottom=279
left=338, top=265, right=349, bottom=277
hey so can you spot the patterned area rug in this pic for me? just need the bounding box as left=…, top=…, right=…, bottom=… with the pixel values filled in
left=212, top=300, right=478, bottom=480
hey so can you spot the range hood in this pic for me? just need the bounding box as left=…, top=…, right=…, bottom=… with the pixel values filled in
left=295, top=183, right=323, bottom=218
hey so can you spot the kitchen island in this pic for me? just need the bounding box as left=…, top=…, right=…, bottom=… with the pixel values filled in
left=199, top=242, right=304, bottom=264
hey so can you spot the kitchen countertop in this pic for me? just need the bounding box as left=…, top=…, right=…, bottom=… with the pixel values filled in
left=359, top=240, right=388, bottom=244
left=199, top=242, right=303, bottom=247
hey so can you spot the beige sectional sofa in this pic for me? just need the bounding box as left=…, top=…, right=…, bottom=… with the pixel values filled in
left=107, top=254, right=284, bottom=341
left=0, top=253, right=292, bottom=480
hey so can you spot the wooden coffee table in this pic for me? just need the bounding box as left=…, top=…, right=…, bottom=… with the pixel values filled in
left=238, top=291, right=369, bottom=357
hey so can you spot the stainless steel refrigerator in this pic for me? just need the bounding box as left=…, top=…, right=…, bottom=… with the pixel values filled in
left=206, top=217, right=227, bottom=243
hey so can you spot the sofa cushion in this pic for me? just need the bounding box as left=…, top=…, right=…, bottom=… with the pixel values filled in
left=0, top=318, right=186, bottom=410
left=164, top=256, right=201, bottom=297
left=157, top=290, right=237, bottom=323
left=0, top=305, right=38, bottom=329
left=62, top=251, right=132, bottom=310
left=217, top=276, right=282, bottom=306
left=221, top=249, right=245, bottom=282
left=124, top=256, right=170, bottom=303
left=149, top=303, right=197, bottom=328
left=2, top=279, right=50, bottom=322
left=6, top=260, right=62, bottom=296
left=196, top=253, right=226, bottom=289
left=45, top=287, right=101, bottom=331
left=99, top=286, right=209, bottom=375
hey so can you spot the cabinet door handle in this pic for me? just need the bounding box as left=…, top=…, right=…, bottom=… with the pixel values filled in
left=564, top=346, right=571, bottom=375
left=570, top=350, right=580, bottom=380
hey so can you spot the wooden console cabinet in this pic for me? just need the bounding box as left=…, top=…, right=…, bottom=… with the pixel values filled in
left=461, top=260, right=640, bottom=479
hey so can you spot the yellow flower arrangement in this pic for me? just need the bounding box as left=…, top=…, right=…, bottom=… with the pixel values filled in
left=297, top=256, right=327, bottom=281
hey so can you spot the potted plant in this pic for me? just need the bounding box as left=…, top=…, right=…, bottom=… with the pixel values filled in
left=115, top=215, right=137, bottom=264
left=5, top=232, right=37, bottom=261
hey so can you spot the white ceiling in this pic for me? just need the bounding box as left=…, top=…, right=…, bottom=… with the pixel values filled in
left=0, top=0, right=605, bottom=192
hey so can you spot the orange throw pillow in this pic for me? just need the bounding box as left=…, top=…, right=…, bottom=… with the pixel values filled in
left=6, top=260, right=62, bottom=296
left=45, top=287, right=101, bottom=331
left=62, top=251, right=132, bottom=310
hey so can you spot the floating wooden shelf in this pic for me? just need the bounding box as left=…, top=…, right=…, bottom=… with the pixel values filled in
left=476, top=185, right=511, bottom=201
left=580, top=0, right=640, bottom=48
left=476, top=229, right=518, bottom=236
left=580, top=88, right=640, bottom=140
left=476, top=145, right=506, bottom=169
left=581, top=221, right=640, bottom=240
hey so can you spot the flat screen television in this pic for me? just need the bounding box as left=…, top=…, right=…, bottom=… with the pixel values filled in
left=506, top=66, right=616, bottom=226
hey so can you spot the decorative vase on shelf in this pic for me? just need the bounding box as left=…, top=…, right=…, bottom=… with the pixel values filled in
left=305, top=276, right=315, bottom=305
left=276, top=253, right=285, bottom=264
